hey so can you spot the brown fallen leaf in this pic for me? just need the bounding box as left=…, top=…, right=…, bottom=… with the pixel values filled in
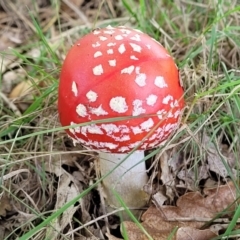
left=176, top=227, right=217, bottom=240
left=203, top=135, right=230, bottom=178
left=9, top=80, right=35, bottom=99
left=123, top=182, right=237, bottom=240
left=124, top=222, right=217, bottom=240
left=123, top=221, right=172, bottom=240
left=0, top=195, right=12, bottom=217
left=159, top=151, right=175, bottom=201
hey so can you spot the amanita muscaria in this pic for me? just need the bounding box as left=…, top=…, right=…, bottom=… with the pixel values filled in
left=58, top=26, right=184, bottom=215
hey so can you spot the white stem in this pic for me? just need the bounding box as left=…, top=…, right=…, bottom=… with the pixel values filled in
left=98, top=151, right=149, bottom=216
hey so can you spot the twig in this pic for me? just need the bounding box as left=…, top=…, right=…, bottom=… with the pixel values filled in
left=62, top=0, right=91, bottom=27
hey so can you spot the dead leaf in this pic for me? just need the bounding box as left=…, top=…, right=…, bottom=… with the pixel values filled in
left=9, top=80, right=35, bottom=99
left=123, top=182, right=237, bottom=239
left=203, top=135, right=230, bottom=178
left=176, top=227, right=217, bottom=240
left=46, top=172, right=80, bottom=239
left=152, top=191, right=167, bottom=207
left=159, top=151, right=175, bottom=200
left=0, top=195, right=12, bottom=217
left=123, top=221, right=175, bottom=240
left=202, top=181, right=236, bottom=214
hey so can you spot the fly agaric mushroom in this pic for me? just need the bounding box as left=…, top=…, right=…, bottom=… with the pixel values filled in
left=58, top=26, right=184, bottom=215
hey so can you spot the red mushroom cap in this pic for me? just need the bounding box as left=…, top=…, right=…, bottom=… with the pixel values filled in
left=58, top=26, right=184, bottom=153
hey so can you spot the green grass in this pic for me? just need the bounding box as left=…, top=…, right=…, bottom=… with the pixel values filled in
left=1, top=0, right=240, bottom=239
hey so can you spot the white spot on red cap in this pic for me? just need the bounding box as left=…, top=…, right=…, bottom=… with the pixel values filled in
left=112, top=135, right=130, bottom=142
left=80, top=126, right=87, bottom=136
left=130, top=43, right=142, bottom=52
left=119, top=146, right=130, bottom=152
left=99, top=36, right=107, bottom=41
left=140, top=118, right=154, bottom=131
left=149, top=133, right=157, bottom=141
left=135, top=73, right=146, bottom=87
left=167, top=111, right=174, bottom=118
left=72, top=81, right=78, bottom=97
left=93, top=30, right=100, bottom=35
left=76, top=104, right=88, bottom=117
left=157, top=109, right=167, bottom=119
left=102, top=124, right=130, bottom=137
left=101, top=123, right=120, bottom=134
left=121, top=65, right=135, bottom=74
left=87, top=125, right=104, bottom=135
left=89, top=105, right=108, bottom=116
left=90, top=140, right=118, bottom=150
left=130, top=55, right=139, bottom=60
left=142, top=143, right=148, bottom=149
left=130, top=34, right=141, bottom=41
left=92, top=42, right=100, bottom=48
left=104, top=142, right=118, bottom=149
left=129, top=141, right=141, bottom=148
left=110, top=96, right=128, bottom=113
left=93, top=65, right=103, bottom=75
left=164, top=123, right=175, bottom=133
left=146, top=94, right=158, bottom=106
left=171, top=99, right=179, bottom=108
left=146, top=44, right=151, bottom=49
left=174, top=109, right=181, bottom=118
left=74, top=126, right=81, bottom=133
left=69, top=121, right=76, bottom=135
left=106, top=25, right=115, bottom=29
left=107, top=42, right=116, bottom=47
left=118, top=44, right=126, bottom=54
left=131, top=126, right=143, bottom=135
left=119, top=29, right=131, bottom=34
left=155, top=127, right=164, bottom=140
left=86, top=90, right=98, bottom=102
left=162, top=95, right=173, bottom=104
left=104, top=30, right=115, bottom=35
left=119, top=135, right=130, bottom=141
left=154, top=76, right=168, bottom=88
left=135, top=67, right=140, bottom=74
left=119, top=125, right=130, bottom=133
left=94, top=51, right=102, bottom=58
left=108, top=59, right=116, bottom=67
left=132, top=99, right=146, bottom=116
left=115, top=35, right=124, bottom=40
left=107, top=49, right=114, bottom=54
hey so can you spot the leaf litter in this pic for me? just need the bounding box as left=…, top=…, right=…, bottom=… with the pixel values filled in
left=123, top=181, right=238, bottom=240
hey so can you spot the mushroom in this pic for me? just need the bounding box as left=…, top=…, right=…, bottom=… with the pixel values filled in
left=58, top=26, right=184, bottom=216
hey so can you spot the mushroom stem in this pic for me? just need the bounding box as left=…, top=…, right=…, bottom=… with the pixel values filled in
left=98, top=151, right=149, bottom=217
